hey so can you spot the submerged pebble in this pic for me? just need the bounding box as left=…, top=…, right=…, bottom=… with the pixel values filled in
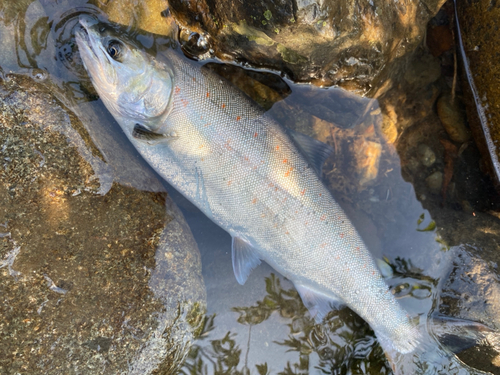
left=437, top=94, right=471, bottom=143
left=404, top=53, right=442, bottom=88
left=417, top=144, right=436, bottom=167
left=425, top=171, right=444, bottom=193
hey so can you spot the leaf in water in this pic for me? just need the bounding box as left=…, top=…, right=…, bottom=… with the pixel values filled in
left=256, top=363, right=269, bottom=375
left=435, top=234, right=450, bottom=251
left=417, top=220, right=436, bottom=232
left=417, top=212, right=425, bottom=225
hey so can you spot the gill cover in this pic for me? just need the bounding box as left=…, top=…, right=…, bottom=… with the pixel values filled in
left=76, top=15, right=173, bottom=128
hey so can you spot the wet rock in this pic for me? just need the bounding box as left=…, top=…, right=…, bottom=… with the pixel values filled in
left=425, top=171, right=443, bottom=193
left=417, top=144, right=436, bottom=167
left=204, top=62, right=288, bottom=110
left=432, top=209, right=500, bottom=372
left=376, top=56, right=441, bottom=141
left=456, top=0, right=500, bottom=187
left=437, top=94, right=471, bottom=143
left=166, top=0, right=447, bottom=94
left=0, top=75, right=206, bottom=375
left=406, top=157, right=422, bottom=174
left=100, top=0, right=176, bottom=37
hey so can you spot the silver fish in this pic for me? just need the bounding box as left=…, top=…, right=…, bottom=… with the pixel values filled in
left=76, top=15, right=491, bottom=374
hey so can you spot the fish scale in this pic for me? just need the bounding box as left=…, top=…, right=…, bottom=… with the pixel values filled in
left=76, top=16, right=493, bottom=374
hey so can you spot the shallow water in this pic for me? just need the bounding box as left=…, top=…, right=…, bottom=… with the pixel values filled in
left=1, top=1, right=500, bottom=374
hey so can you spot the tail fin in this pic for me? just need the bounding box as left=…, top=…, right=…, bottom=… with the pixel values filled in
left=377, top=315, right=497, bottom=375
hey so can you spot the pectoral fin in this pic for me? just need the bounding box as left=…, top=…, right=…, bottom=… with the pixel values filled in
left=295, top=283, right=345, bottom=323
left=287, top=129, right=334, bottom=176
left=232, top=237, right=261, bottom=285
left=132, top=123, right=178, bottom=142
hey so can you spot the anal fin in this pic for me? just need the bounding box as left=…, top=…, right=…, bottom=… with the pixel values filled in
left=232, top=237, right=261, bottom=285
left=295, top=283, right=345, bottom=323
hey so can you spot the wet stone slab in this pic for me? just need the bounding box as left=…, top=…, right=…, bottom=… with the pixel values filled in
left=165, top=0, right=447, bottom=94
left=0, top=75, right=206, bottom=374
left=456, top=0, right=500, bottom=187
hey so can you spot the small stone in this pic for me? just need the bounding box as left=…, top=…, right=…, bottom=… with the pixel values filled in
left=417, top=144, right=436, bottom=167
left=437, top=94, right=471, bottom=143
left=493, top=354, right=500, bottom=368
left=425, top=171, right=443, bottom=193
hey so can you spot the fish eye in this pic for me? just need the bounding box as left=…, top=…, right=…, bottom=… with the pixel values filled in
left=106, top=40, right=123, bottom=60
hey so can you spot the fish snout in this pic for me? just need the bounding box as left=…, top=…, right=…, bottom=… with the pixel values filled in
left=78, top=14, right=99, bottom=31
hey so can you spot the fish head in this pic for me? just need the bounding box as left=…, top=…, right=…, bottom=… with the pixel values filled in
left=75, top=15, right=173, bottom=133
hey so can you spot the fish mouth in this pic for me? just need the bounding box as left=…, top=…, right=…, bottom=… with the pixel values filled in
left=78, top=14, right=99, bottom=35
left=75, top=25, right=89, bottom=43
left=75, top=15, right=100, bottom=61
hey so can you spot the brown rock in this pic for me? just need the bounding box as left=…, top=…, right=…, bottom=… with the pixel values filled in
left=0, top=75, right=206, bottom=375
left=101, top=0, right=176, bottom=37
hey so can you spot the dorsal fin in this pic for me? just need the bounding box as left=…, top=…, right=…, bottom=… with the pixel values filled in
left=287, top=129, right=334, bottom=176
left=231, top=236, right=261, bottom=285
